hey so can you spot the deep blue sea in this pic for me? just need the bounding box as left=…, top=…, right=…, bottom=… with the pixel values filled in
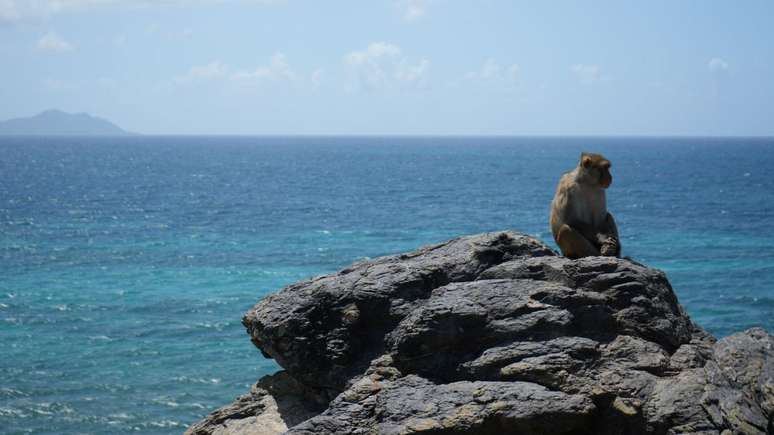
left=1, top=136, right=772, bottom=434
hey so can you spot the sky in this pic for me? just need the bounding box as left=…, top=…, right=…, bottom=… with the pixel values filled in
left=0, top=0, right=772, bottom=135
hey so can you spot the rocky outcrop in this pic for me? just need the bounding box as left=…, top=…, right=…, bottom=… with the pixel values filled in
left=188, top=231, right=773, bottom=435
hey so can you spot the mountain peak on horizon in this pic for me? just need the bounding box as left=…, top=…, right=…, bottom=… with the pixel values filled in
left=0, top=110, right=131, bottom=136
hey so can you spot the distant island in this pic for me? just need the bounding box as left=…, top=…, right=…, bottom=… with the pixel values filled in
left=0, top=110, right=131, bottom=136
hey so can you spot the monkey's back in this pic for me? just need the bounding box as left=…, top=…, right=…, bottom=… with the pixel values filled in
left=549, top=171, right=575, bottom=237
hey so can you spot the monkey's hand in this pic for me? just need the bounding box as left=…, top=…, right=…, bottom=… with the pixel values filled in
left=599, top=236, right=619, bottom=257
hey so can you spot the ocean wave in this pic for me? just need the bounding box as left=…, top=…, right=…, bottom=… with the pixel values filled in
left=151, top=397, right=180, bottom=408
left=148, top=419, right=184, bottom=428
left=194, top=321, right=230, bottom=330
left=0, top=407, right=29, bottom=418
left=171, top=375, right=221, bottom=385
left=0, top=388, right=27, bottom=398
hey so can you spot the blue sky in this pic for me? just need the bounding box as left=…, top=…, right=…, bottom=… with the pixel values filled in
left=0, top=0, right=772, bottom=135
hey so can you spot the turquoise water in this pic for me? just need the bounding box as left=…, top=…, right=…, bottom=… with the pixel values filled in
left=1, top=136, right=772, bottom=434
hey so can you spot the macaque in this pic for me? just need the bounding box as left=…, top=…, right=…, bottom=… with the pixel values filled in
left=550, top=152, right=621, bottom=259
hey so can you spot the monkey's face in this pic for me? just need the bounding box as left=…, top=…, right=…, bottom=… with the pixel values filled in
left=580, top=153, right=613, bottom=188
left=598, top=164, right=612, bottom=188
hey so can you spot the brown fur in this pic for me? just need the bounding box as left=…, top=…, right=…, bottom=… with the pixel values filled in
left=550, top=152, right=620, bottom=259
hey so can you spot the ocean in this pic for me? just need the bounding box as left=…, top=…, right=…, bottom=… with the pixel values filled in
left=1, top=136, right=772, bottom=434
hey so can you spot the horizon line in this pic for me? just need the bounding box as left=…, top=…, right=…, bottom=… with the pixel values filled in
left=1, top=133, right=774, bottom=139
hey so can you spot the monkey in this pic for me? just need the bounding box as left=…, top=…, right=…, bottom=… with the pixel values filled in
left=550, top=152, right=621, bottom=259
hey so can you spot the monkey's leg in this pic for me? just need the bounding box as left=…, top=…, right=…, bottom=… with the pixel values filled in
left=556, top=224, right=601, bottom=259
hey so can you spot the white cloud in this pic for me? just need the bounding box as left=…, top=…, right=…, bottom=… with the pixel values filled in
left=175, top=61, right=229, bottom=84
left=0, top=0, right=20, bottom=22
left=708, top=57, right=729, bottom=72
left=230, top=53, right=298, bottom=83
left=345, top=42, right=401, bottom=89
left=468, top=59, right=519, bottom=80
left=176, top=54, right=319, bottom=88
left=401, top=0, right=429, bottom=21
left=345, top=42, right=429, bottom=91
left=38, top=0, right=114, bottom=13
left=191, top=61, right=230, bottom=79
left=1, top=0, right=113, bottom=21
left=311, top=68, right=324, bottom=88
left=464, top=59, right=520, bottom=89
left=37, top=31, right=74, bottom=52
left=571, top=63, right=602, bottom=85
left=1, top=0, right=285, bottom=22
left=395, top=59, right=430, bottom=85
left=346, top=42, right=401, bottom=65
left=481, top=59, right=501, bottom=79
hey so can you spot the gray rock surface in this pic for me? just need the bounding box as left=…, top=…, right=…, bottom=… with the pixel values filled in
left=186, top=371, right=326, bottom=435
left=188, top=231, right=773, bottom=435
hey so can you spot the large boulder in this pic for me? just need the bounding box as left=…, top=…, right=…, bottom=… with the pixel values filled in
left=188, top=231, right=773, bottom=435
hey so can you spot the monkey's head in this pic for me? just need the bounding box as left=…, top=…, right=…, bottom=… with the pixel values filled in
left=578, top=152, right=612, bottom=188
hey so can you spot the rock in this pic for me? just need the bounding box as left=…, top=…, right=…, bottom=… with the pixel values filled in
left=189, top=231, right=774, bottom=435
left=702, top=328, right=774, bottom=434
left=289, top=374, right=596, bottom=435
left=242, top=231, right=554, bottom=395
left=185, top=372, right=326, bottom=435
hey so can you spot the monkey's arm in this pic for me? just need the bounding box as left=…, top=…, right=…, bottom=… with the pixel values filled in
left=606, top=213, right=619, bottom=239
left=597, top=213, right=621, bottom=257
